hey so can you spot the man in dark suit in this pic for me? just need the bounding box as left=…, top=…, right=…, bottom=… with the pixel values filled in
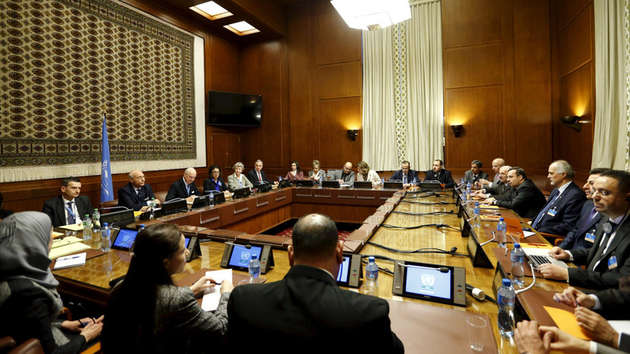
left=463, top=160, right=489, bottom=185
left=474, top=165, right=511, bottom=199
left=424, top=159, right=455, bottom=188
left=488, top=167, right=546, bottom=219
left=42, top=177, right=93, bottom=227
left=118, top=170, right=158, bottom=211
left=227, top=213, right=404, bottom=353
left=165, top=167, right=200, bottom=202
left=531, top=160, right=586, bottom=235
left=556, top=168, right=610, bottom=251
left=390, top=160, right=418, bottom=187
left=539, top=170, right=630, bottom=290
left=246, top=159, right=271, bottom=187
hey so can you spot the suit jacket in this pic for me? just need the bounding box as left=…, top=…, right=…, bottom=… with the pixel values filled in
left=463, top=170, right=489, bottom=184
left=203, top=178, right=228, bottom=193
left=247, top=169, right=270, bottom=186
left=424, top=169, right=455, bottom=188
left=227, top=173, right=253, bottom=190
left=559, top=199, right=602, bottom=250
left=42, top=195, right=93, bottom=227
left=165, top=178, right=200, bottom=201
left=391, top=169, right=419, bottom=183
left=118, top=183, right=155, bottom=211
left=495, top=179, right=546, bottom=219
left=227, top=265, right=404, bottom=354
left=339, top=171, right=355, bottom=186
left=592, top=277, right=630, bottom=320
left=531, top=182, right=586, bottom=235
left=284, top=171, right=305, bottom=181
left=568, top=216, right=630, bottom=290
left=486, top=181, right=510, bottom=196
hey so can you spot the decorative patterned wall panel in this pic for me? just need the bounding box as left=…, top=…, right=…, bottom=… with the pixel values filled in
left=0, top=0, right=196, bottom=167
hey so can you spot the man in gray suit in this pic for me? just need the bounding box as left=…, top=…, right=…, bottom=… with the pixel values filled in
left=335, top=162, right=355, bottom=187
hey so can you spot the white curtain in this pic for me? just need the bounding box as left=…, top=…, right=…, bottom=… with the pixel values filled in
left=592, top=0, right=630, bottom=170
left=362, top=0, right=443, bottom=171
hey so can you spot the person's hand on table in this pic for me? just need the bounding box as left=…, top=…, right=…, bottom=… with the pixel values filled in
left=221, top=279, right=234, bottom=293
left=537, top=263, right=568, bottom=281
left=575, top=307, right=620, bottom=348
left=514, top=320, right=551, bottom=354
left=186, top=195, right=196, bottom=203
left=553, top=287, right=595, bottom=308
left=548, top=246, right=570, bottom=261
left=190, top=275, right=215, bottom=297
left=482, top=197, right=495, bottom=205
left=79, top=321, right=103, bottom=342
left=140, top=206, right=150, bottom=213
left=538, top=326, right=590, bottom=354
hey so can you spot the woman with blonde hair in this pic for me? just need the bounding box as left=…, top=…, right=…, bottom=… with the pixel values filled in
left=308, top=160, right=325, bottom=184
left=356, top=161, right=381, bottom=186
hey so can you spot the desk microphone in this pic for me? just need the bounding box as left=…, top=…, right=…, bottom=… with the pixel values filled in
left=478, top=232, right=496, bottom=247
left=514, top=262, right=536, bottom=295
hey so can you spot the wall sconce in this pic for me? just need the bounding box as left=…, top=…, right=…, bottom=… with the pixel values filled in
left=560, top=115, right=591, bottom=132
left=450, top=124, right=463, bottom=138
left=346, top=129, right=359, bottom=141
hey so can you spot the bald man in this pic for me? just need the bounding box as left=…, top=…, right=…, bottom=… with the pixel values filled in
left=479, top=157, right=505, bottom=186
left=338, top=162, right=355, bottom=187
left=165, top=168, right=200, bottom=202
left=118, top=170, right=158, bottom=211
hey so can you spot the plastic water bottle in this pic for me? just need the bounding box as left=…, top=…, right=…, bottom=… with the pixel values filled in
left=497, top=217, right=507, bottom=248
left=365, top=256, right=379, bottom=295
left=466, top=182, right=472, bottom=196
left=82, top=215, right=93, bottom=241
left=497, top=278, right=516, bottom=338
left=248, top=254, right=261, bottom=281
left=511, top=243, right=525, bottom=287
left=92, top=208, right=101, bottom=231
left=101, top=222, right=111, bottom=253
left=473, top=202, right=481, bottom=229
left=149, top=198, right=156, bottom=220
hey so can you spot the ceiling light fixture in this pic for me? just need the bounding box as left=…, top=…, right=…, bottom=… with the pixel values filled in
left=224, top=21, right=260, bottom=36
left=331, top=0, right=411, bottom=31
left=190, top=1, right=233, bottom=21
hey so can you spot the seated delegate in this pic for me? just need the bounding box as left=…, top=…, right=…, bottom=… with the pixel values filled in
left=118, top=170, right=159, bottom=212
left=356, top=161, right=381, bottom=186
left=203, top=165, right=229, bottom=193
left=485, top=167, right=546, bottom=219
left=284, top=161, right=305, bottom=181
left=424, top=159, right=455, bottom=188
left=308, top=160, right=325, bottom=184
left=0, top=212, right=103, bottom=353
left=165, top=168, right=200, bottom=202
left=227, top=162, right=253, bottom=190
left=103, top=224, right=233, bottom=353
left=42, top=177, right=93, bottom=227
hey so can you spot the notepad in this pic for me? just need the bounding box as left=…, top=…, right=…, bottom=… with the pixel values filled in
left=59, top=223, right=84, bottom=231
left=544, top=306, right=592, bottom=340
left=49, top=242, right=92, bottom=259
left=54, top=252, right=86, bottom=269
left=523, top=230, right=536, bottom=238
left=51, top=236, right=84, bottom=248
left=201, top=269, right=232, bottom=312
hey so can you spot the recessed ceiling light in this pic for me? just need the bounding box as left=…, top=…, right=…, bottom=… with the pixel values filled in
left=224, top=21, right=260, bottom=36
left=190, top=1, right=233, bottom=21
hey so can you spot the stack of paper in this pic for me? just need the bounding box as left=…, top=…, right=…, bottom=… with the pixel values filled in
left=201, top=269, right=232, bottom=311
left=49, top=241, right=92, bottom=259
left=53, top=252, right=87, bottom=269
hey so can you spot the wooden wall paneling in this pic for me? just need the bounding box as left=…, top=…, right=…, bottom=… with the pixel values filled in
left=444, top=86, right=504, bottom=171
left=313, top=1, right=362, bottom=65
left=316, top=62, right=362, bottom=99
left=558, top=6, right=593, bottom=77
left=287, top=4, right=316, bottom=166
left=444, top=44, right=504, bottom=88
left=239, top=40, right=289, bottom=171
left=551, top=1, right=594, bottom=175
left=512, top=0, right=552, bottom=173
left=318, top=97, right=363, bottom=168
left=223, top=205, right=292, bottom=234
left=441, top=0, right=505, bottom=48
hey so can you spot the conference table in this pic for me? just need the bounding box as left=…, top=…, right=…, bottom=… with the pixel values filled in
left=52, top=186, right=575, bottom=353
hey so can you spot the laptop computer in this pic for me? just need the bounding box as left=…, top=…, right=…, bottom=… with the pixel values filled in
left=353, top=181, right=373, bottom=189
left=521, top=247, right=568, bottom=268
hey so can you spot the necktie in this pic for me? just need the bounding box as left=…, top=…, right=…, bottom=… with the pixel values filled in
left=66, top=201, right=76, bottom=225
left=589, top=221, right=619, bottom=271
left=590, top=207, right=598, bottom=219
left=137, top=188, right=145, bottom=201
left=257, top=171, right=262, bottom=183
left=532, top=191, right=559, bottom=229
left=403, top=175, right=407, bottom=184
left=186, top=184, right=190, bottom=196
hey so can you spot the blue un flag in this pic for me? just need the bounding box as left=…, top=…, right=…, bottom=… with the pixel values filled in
left=100, top=114, right=114, bottom=203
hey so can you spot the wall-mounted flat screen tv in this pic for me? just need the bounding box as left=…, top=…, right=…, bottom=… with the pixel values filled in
left=207, top=91, right=262, bottom=127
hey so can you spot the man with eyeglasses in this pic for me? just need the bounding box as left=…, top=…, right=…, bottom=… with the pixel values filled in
left=539, top=170, right=630, bottom=290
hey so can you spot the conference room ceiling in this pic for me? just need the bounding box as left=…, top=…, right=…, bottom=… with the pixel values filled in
left=161, top=0, right=294, bottom=44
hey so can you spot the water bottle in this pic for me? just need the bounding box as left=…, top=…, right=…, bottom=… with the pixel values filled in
left=101, top=222, right=111, bottom=253
left=92, top=208, right=101, bottom=231
left=365, top=256, right=379, bottom=295
left=466, top=182, right=472, bottom=196
left=82, top=214, right=92, bottom=241
left=248, top=254, right=261, bottom=281
left=497, top=278, right=516, bottom=338
left=511, top=243, right=525, bottom=287
left=473, top=202, right=481, bottom=229
left=149, top=197, right=156, bottom=220
left=139, top=224, right=146, bottom=232
left=497, top=217, right=507, bottom=248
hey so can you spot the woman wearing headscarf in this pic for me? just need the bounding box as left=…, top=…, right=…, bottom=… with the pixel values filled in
left=0, top=211, right=102, bottom=353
